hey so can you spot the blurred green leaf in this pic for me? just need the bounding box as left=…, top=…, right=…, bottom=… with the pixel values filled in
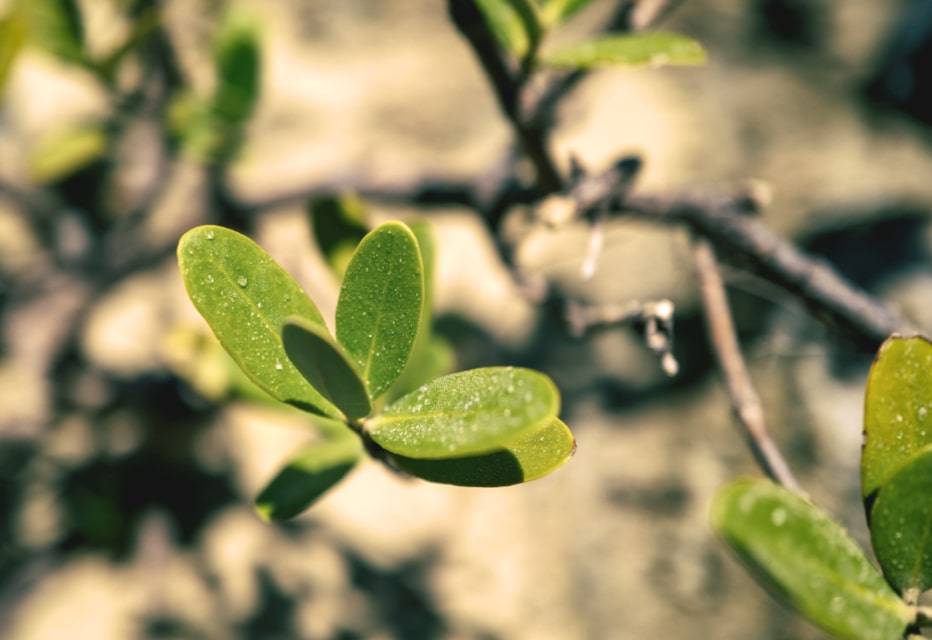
left=475, top=0, right=541, bottom=57
left=283, top=316, right=371, bottom=420
left=388, top=335, right=456, bottom=403
left=540, top=0, right=594, bottom=26
left=309, top=192, right=369, bottom=278
left=211, top=13, right=260, bottom=128
left=392, top=417, right=574, bottom=486
left=29, top=123, right=106, bottom=183
left=0, top=13, right=27, bottom=97
left=336, top=221, right=424, bottom=399
left=368, top=367, right=560, bottom=459
left=542, top=31, right=706, bottom=69
left=862, top=335, right=932, bottom=503
left=255, top=434, right=362, bottom=521
left=712, top=478, right=912, bottom=640
left=177, top=225, right=341, bottom=419
left=19, top=0, right=85, bottom=63
left=95, top=5, right=161, bottom=82
left=870, top=444, right=932, bottom=596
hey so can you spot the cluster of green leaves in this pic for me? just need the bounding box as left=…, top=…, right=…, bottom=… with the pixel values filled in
left=712, top=336, right=932, bottom=639
left=475, top=0, right=706, bottom=69
left=178, top=219, right=575, bottom=521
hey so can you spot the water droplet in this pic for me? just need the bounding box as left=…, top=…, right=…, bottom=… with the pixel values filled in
left=274, top=360, right=283, bottom=371
left=205, top=275, right=214, bottom=284
left=205, top=230, right=215, bottom=240
left=919, top=406, right=928, bottom=421
left=771, top=508, right=787, bottom=527
left=237, top=276, right=248, bottom=287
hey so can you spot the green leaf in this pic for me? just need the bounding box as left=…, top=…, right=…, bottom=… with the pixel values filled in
left=367, top=367, right=560, bottom=459
left=29, top=123, right=107, bottom=183
left=862, top=335, right=932, bottom=503
left=475, top=0, right=541, bottom=58
left=177, top=225, right=341, bottom=418
left=540, top=0, right=594, bottom=26
left=211, top=13, right=260, bottom=128
left=0, top=13, right=27, bottom=98
left=391, top=417, right=574, bottom=486
left=711, top=478, right=912, bottom=640
left=870, top=444, right=932, bottom=596
left=255, top=434, right=362, bottom=521
left=282, top=317, right=371, bottom=420
left=335, top=221, right=424, bottom=400
left=387, top=335, right=456, bottom=403
left=542, top=31, right=706, bottom=69
left=309, top=192, right=368, bottom=277
left=19, top=0, right=85, bottom=63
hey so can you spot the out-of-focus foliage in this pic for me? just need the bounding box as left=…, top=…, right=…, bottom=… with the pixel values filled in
left=543, top=32, right=707, bottom=68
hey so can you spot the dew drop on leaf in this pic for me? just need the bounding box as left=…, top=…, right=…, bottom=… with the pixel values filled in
left=205, top=229, right=215, bottom=240
left=237, top=275, right=248, bottom=287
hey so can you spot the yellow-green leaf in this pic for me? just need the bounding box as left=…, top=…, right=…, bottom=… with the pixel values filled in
left=391, top=417, right=574, bottom=486
left=540, top=0, right=594, bottom=26
left=177, top=225, right=341, bottom=418
left=862, top=335, right=932, bottom=503
left=543, top=31, right=706, bottom=69
left=870, top=444, right=932, bottom=596
left=367, top=367, right=560, bottom=459
left=19, top=0, right=85, bottom=63
left=282, top=316, right=371, bottom=420
left=255, top=433, right=362, bottom=521
left=474, top=0, right=540, bottom=57
left=712, top=478, right=912, bottom=640
left=0, top=13, right=27, bottom=97
left=29, top=123, right=106, bottom=183
left=335, top=221, right=424, bottom=400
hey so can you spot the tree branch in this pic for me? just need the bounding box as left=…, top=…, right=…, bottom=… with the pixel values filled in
left=693, top=237, right=801, bottom=491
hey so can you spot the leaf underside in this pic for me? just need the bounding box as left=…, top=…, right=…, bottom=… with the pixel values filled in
left=282, top=317, right=371, bottom=420
left=712, top=478, right=911, bottom=640
left=255, top=434, right=362, bottom=521
left=368, top=367, right=560, bottom=459
left=391, top=417, right=575, bottom=487
left=177, top=225, right=341, bottom=418
left=870, top=444, right=932, bottom=595
left=336, top=221, right=424, bottom=400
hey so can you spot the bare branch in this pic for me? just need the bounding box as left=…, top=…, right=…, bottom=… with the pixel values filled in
left=693, top=237, right=801, bottom=491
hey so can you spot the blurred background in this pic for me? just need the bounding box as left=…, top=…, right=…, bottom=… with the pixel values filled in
left=3, top=0, right=932, bottom=638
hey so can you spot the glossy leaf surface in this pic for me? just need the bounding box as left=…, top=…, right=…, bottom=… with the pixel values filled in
left=336, top=221, right=423, bottom=400
left=177, top=225, right=340, bottom=418
left=392, top=417, right=574, bottom=486
left=368, top=367, right=560, bottom=459
left=282, top=317, right=371, bottom=420
left=862, top=335, right=932, bottom=501
left=543, top=32, right=706, bottom=69
left=712, top=478, right=911, bottom=640
left=870, top=444, right=932, bottom=595
left=255, top=434, right=362, bottom=521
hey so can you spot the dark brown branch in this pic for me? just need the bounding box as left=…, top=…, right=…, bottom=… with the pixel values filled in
left=693, top=237, right=801, bottom=491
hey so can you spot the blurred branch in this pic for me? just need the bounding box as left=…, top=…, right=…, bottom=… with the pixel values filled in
left=693, top=237, right=800, bottom=492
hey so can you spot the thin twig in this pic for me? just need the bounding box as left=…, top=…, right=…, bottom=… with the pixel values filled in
left=693, top=237, right=801, bottom=492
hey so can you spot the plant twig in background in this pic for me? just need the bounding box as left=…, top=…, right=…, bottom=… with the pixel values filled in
left=692, top=237, right=800, bottom=492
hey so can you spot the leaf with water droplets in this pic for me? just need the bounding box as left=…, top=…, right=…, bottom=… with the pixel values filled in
left=282, top=317, right=371, bottom=420
left=255, top=433, right=362, bottom=521
left=862, top=335, right=932, bottom=506
left=391, top=417, right=574, bottom=486
left=336, top=221, right=424, bottom=400
left=712, top=478, right=912, bottom=640
left=367, top=367, right=560, bottom=459
left=542, top=32, right=706, bottom=69
left=870, top=444, right=932, bottom=596
left=177, top=225, right=341, bottom=418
